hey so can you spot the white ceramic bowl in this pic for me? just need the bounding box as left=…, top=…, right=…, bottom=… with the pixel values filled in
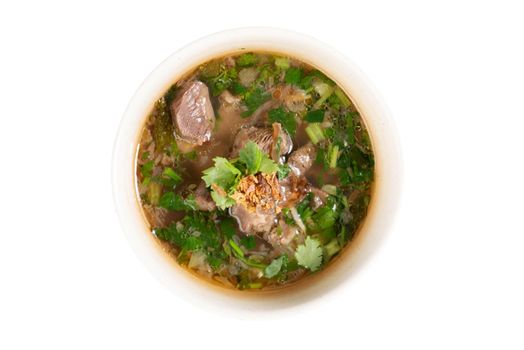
left=112, top=27, right=402, bottom=317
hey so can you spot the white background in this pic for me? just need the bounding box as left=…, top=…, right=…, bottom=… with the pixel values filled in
left=1, top=0, right=523, bottom=349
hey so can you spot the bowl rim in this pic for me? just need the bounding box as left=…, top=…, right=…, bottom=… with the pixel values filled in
left=112, top=27, right=402, bottom=318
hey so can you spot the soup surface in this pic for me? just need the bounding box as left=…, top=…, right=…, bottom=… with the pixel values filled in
left=136, top=52, right=374, bottom=290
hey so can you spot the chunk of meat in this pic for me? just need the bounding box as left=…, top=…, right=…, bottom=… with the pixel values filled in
left=229, top=204, right=277, bottom=235
left=279, top=174, right=309, bottom=208
left=142, top=204, right=170, bottom=228
left=287, top=143, right=316, bottom=176
left=194, top=182, right=216, bottom=211
left=274, top=85, right=309, bottom=113
left=170, top=81, right=215, bottom=145
left=230, top=125, right=292, bottom=158
left=265, top=220, right=300, bottom=247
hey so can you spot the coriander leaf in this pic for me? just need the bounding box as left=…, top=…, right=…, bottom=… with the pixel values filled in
left=311, top=201, right=339, bottom=231
left=295, top=236, right=323, bottom=271
left=236, top=53, right=257, bottom=67
left=201, top=65, right=238, bottom=96
left=210, top=187, right=236, bottom=210
left=240, top=235, right=256, bottom=250
left=285, top=67, right=303, bottom=85
left=241, top=87, right=270, bottom=117
left=259, top=157, right=279, bottom=174
left=305, top=109, right=325, bottom=123
left=268, top=107, right=297, bottom=135
left=237, top=141, right=279, bottom=175
left=202, top=157, right=241, bottom=188
left=264, top=255, right=286, bottom=278
left=232, top=81, right=247, bottom=95
left=158, top=191, right=193, bottom=211
left=299, top=75, right=314, bottom=90
left=183, top=194, right=198, bottom=211
left=239, top=141, right=263, bottom=174
left=219, top=217, right=237, bottom=239
left=182, top=236, right=202, bottom=251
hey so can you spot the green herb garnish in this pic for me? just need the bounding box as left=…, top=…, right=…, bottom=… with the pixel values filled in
left=268, top=107, right=297, bottom=135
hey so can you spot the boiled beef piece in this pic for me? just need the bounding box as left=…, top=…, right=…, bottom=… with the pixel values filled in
left=170, top=81, right=215, bottom=145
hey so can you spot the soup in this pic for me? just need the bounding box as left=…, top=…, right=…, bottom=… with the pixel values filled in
left=135, top=52, right=374, bottom=290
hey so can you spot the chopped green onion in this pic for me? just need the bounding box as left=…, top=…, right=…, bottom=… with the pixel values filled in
left=148, top=182, right=162, bottom=205
left=229, top=239, right=244, bottom=258
left=305, top=123, right=325, bottom=144
left=274, top=57, right=290, bottom=70
left=321, top=184, right=338, bottom=196
left=334, top=87, right=351, bottom=107
left=323, top=239, right=341, bottom=261
left=246, top=282, right=263, bottom=289
left=312, top=80, right=334, bottom=109
left=162, top=167, right=182, bottom=182
left=328, top=144, right=339, bottom=168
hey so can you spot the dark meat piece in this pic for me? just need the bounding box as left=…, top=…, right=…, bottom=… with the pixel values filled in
left=279, top=174, right=309, bottom=208
left=230, top=125, right=292, bottom=158
left=287, top=143, right=316, bottom=176
left=264, top=219, right=303, bottom=249
left=194, top=182, right=216, bottom=211
left=170, top=81, right=215, bottom=145
left=142, top=204, right=170, bottom=228
left=229, top=204, right=277, bottom=235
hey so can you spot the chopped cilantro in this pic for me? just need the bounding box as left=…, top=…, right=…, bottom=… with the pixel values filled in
left=241, top=87, right=270, bottom=117
left=201, top=65, right=238, bottom=96
left=305, top=109, right=325, bottom=123
left=277, top=163, right=291, bottom=180
left=219, top=217, right=237, bottom=239
left=240, top=235, right=256, bottom=250
left=232, top=81, right=247, bottom=95
left=238, top=141, right=279, bottom=175
left=159, top=191, right=195, bottom=211
left=311, top=204, right=338, bottom=231
left=239, top=141, right=264, bottom=174
left=268, top=107, right=297, bottom=135
left=236, top=53, right=257, bottom=67
left=284, top=67, right=303, bottom=85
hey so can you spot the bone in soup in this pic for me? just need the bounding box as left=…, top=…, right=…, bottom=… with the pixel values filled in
left=136, top=52, right=374, bottom=290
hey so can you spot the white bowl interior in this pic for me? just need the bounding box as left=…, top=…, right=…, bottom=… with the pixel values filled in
left=112, top=28, right=402, bottom=317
